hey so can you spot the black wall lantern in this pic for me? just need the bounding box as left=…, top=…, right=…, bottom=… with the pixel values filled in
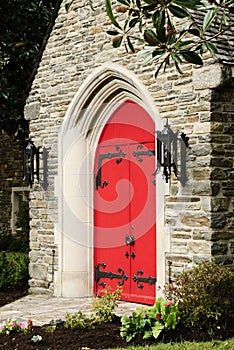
left=23, top=141, right=40, bottom=187
left=156, top=120, right=189, bottom=186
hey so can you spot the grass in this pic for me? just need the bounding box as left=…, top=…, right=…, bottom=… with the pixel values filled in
left=108, top=338, right=234, bottom=350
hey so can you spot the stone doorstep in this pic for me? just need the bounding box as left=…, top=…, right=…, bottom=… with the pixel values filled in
left=0, top=295, right=143, bottom=326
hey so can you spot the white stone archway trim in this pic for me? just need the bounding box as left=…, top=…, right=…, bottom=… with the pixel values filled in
left=54, top=63, right=169, bottom=298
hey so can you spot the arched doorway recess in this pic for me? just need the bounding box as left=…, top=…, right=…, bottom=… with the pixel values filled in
left=56, top=63, right=169, bottom=300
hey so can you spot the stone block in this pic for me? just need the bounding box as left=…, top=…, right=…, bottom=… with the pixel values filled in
left=211, top=231, right=234, bottom=241
left=181, top=213, right=210, bottom=227
left=191, top=144, right=211, bottom=157
left=193, top=229, right=212, bottom=241
left=188, top=240, right=211, bottom=254
left=211, top=169, right=228, bottom=180
left=192, top=181, right=212, bottom=195
left=29, top=251, right=43, bottom=263
left=211, top=157, right=233, bottom=167
left=211, top=213, right=227, bottom=228
left=171, top=242, right=188, bottom=254
left=193, top=64, right=223, bottom=90
left=193, top=169, right=210, bottom=180
left=29, top=264, right=48, bottom=280
left=211, top=242, right=228, bottom=255
left=211, top=197, right=230, bottom=212
left=193, top=122, right=210, bottom=134
left=24, top=101, right=40, bottom=120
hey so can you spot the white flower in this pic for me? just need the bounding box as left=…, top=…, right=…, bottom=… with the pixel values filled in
left=31, top=334, right=42, bottom=343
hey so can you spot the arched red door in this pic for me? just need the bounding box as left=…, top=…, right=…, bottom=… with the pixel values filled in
left=94, top=100, right=156, bottom=305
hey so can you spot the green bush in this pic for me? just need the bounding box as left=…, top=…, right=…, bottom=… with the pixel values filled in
left=65, top=287, right=122, bottom=329
left=163, top=260, right=234, bottom=333
left=120, top=297, right=179, bottom=342
left=0, top=252, right=29, bottom=289
left=0, top=200, right=30, bottom=253
left=91, top=286, right=122, bottom=323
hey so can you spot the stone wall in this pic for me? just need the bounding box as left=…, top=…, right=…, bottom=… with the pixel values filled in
left=210, top=80, right=234, bottom=265
left=0, top=131, right=26, bottom=236
left=24, top=0, right=234, bottom=294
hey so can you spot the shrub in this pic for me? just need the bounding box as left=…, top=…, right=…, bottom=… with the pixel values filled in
left=163, top=260, right=234, bottom=333
left=120, top=297, right=179, bottom=342
left=0, top=200, right=30, bottom=254
left=0, top=252, right=29, bottom=289
left=65, top=286, right=122, bottom=329
left=91, top=286, right=122, bottom=323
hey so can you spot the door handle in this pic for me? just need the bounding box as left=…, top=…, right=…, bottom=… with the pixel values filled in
left=125, top=234, right=135, bottom=246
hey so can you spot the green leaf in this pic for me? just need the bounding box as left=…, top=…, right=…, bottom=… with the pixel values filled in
left=113, top=35, right=123, bottom=47
left=205, top=41, right=218, bottom=54
left=64, top=0, right=74, bottom=12
left=155, top=60, right=165, bottom=78
left=144, top=29, right=160, bottom=46
left=187, top=28, right=201, bottom=37
left=106, top=30, right=120, bottom=35
left=106, top=0, right=122, bottom=29
left=129, top=17, right=139, bottom=28
left=152, top=9, right=165, bottom=29
left=88, top=0, right=94, bottom=10
left=174, top=60, right=184, bottom=74
left=181, top=50, right=203, bottom=65
left=177, top=39, right=195, bottom=49
left=152, top=322, right=165, bottom=339
left=143, top=329, right=153, bottom=339
left=143, top=0, right=158, bottom=4
left=173, top=0, right=202, bottom=10
left=127, top=36, right=135, bottom=53
left=118, top=0, right=130, bottom=5
left=168, top=4, right=188, bottom=18
left=202, top=9, right=218, bottom=33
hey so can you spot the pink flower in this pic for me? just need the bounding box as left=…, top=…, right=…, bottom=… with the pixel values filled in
left=165, top=301, right=173, bottom=308
left=19, top=322, right=25, bottom=329
left=11, top=322, right=16, bottom=327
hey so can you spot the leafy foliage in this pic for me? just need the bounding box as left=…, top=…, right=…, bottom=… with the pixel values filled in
left=0, top=199, right=30, bottom=253
left=104, top=0, right=234, bottom=76
left=65, top=286, right=122, bottom=328
left=120, top=297, right=179, bottom=342
left=91, top=286, right=122, bottom=323
left=0, top=0, right=61, bottom=136
left=0, top=252, right=29, bottom=289
left=163, top=260, right=234, bottom=334
left=0, top=319, right=32, bottom=335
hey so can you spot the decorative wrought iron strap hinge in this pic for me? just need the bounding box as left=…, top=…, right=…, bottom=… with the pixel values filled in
left=132, top=144, right=155, bottom=162
left=95, top=146, right=126, bottom=190
left=132, top=144, right=156, bottom=185
left=95, top=262, right=128, bottom=286
left=133, top=270, right=156, bottom=289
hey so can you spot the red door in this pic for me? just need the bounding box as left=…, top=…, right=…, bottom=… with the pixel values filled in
left=94, top=100, right=156, bottom=305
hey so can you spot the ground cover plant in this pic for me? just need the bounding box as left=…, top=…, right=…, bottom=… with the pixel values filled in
left=0, top=261, right=233, bottom=349
left=0, top=251, right=29, bottom=290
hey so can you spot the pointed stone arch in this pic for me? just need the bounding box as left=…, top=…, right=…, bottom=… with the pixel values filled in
left=54, top=63, right=169, bottom=297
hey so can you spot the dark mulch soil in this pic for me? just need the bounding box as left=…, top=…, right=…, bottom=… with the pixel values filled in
left=0, top=286, right=28, bottom=307
left=0, top=288, right=234, bottom=350
left=0, top=318, right=234, bottom=350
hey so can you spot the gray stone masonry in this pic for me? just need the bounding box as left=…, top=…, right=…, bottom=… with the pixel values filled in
left=24, top=0, right=234, bottom=293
